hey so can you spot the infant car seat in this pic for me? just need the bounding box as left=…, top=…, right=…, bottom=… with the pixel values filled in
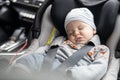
left=12, top=0, right=120, bottom=80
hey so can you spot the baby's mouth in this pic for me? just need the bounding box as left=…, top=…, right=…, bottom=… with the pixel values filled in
left=76, top=37, right=83, bottom=42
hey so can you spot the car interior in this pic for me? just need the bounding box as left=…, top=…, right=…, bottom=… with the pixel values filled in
left=0, top=0, right=120, bottom=80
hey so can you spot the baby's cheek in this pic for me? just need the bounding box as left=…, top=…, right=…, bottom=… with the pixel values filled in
left=69, top=37, right=75, bottom=42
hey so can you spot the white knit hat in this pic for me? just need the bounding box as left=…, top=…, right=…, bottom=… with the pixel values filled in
left=64, top=8, right=96, bottom=31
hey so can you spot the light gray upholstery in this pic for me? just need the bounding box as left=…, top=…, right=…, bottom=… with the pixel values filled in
left=25, top=5, right=57, bottom=53
left=38, top=5, right=57, bottom=46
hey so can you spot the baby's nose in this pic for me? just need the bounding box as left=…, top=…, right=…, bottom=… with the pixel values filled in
left=74, top=30, right=80, bottom=37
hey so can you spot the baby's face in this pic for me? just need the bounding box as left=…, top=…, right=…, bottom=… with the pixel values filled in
left=66, top=20, right=96, bottom=44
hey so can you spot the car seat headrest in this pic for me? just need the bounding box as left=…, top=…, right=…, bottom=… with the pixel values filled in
left=51, top=0, right=79, bottom=36
left=51, top=0, right=105, bottom=36
left=97, top=0, right=119, bottom=44
left=51, top=0, right=119, bottom=44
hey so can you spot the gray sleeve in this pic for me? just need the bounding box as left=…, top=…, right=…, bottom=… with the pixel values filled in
left=66, top=45, right=110, bottom=80
left=7, top=52, right=45, bottom=76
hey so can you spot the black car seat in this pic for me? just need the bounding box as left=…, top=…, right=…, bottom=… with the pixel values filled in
left=115, top=31, right=120, bottom=80
left=11, top=0, right=120, bottom=79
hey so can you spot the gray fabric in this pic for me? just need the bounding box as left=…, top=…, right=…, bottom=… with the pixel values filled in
left=38, top=5, right=57, bottom=46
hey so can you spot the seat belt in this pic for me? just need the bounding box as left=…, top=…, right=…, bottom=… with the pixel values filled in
left=41, top=45, right=93, bottom=72
left=55, top=45, right=93, bottom=72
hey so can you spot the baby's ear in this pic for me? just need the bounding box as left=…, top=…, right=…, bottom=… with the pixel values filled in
left=93, top=30, right=96, bottom=34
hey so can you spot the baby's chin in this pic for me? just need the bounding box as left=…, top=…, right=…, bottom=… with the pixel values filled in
left=75, top=41, right=87, bottom=45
